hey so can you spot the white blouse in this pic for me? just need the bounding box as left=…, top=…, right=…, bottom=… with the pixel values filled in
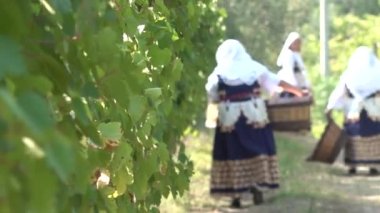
left=277, top=50, right=310, bottom=88
left=206, top=70, right=280, bottom=102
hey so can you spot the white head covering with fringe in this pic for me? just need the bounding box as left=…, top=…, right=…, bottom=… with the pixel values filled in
left=343, top=46, right=380, bottom=100
left=206, top=39, right=281, bottom=102
left=206, top=39, right=268, bottom=92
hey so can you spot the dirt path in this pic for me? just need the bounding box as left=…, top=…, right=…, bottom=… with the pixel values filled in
left=160, top=131, right=380, bottom=213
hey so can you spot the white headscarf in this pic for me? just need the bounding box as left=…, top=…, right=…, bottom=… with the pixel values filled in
left=276, top=32, right=301, bottom=67
left=205, top=39, right=267, bottom=92
left=343, top=46, right=380, bottom=100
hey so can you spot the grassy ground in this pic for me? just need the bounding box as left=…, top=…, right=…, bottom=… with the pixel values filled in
left=160, top=130, right=380, bottom=213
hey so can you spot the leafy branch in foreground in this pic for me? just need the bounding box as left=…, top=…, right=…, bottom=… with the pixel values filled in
left=0, top=0, right=225, bottom=212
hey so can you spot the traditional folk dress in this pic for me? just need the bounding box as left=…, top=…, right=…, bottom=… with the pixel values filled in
left=326, top=46, right=380, bottom=169
left=276, top=32, right=310, bottom=97
left=206, top=40, right=281, bottom=197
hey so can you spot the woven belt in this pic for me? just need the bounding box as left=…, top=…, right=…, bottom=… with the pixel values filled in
left=220, top=91, right=261, bottom=102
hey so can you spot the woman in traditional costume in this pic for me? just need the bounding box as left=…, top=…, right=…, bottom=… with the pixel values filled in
left=206, top=39, right=304, bottom=208
left=276, top=32, right=310, bottom=97
left=326, top=46, right=380, bottom=175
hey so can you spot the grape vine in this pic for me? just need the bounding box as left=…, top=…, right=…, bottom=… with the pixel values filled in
left=0, top=0, right=225, bottom=212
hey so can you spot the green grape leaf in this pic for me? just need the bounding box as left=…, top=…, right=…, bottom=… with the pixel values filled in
left=157, top=179, right=170, bottom=198
left=169, top=58, right=184, bottom=82
left=139, top=122, right=151, bottom=138
left=72, top=97, right=92, bottom=126
left=147, top=190, right=162, bottom=207
left=113, top=167, right=133, bottom=197
left=127, top=95, right=146, bottom=122
left=117, top=197, right=137, bottom=213
left=110, top=142, right=133, bottom=172
left=93, top=27, right=119, bottom=63
left=0, top=36, right=27, bottom=80
left=187, top=2, right=195, bottom=17
left=102, top=72, right=130, bottom=108
left=144, top=87, right=162, bottom=100
left=45, top=136, right=75, bottom=183
left=82, top=82, right=99, bottom=98
left=51, top=0, right=72, bottom=14
left=174, top=172, right=189, bottom=196
left=146, top=111, right=158, bottom=126
left=0, top=2, right=27, bottom=37
left=17, top=92, right=54, bottom=132
left=155, top=0, right=170, bottom=15
left=130, top=150, right=159, bottom=200
left=149, top=46, right=172, bottom=67
left=98, top=122, right=122, bottom=141
left=124, top=8, right=139, bottom=35
left=100, top=187, right=118, bottom=212
left=157, top=143, right=169, bottom=163
left=0, top=90, right=37, bottom=133
left=129, top=173, right=148, bottom=200
left=13, top=75, right=53, bottom=94
left=27, top=163, right=57, bottom=213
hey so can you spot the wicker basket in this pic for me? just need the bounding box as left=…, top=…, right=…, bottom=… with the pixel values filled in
left=266, top=96, right=313, bottom=131
left=308, top=120, right=348, bottom=164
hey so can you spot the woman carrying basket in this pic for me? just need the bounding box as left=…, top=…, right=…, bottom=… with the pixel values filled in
left=206, top=39, right=305, bottom=208
left=326, top=46, right=380, bottom=175
left=276, top=32, right=311, bottom=97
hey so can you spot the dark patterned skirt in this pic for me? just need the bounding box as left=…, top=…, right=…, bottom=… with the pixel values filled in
left=210, top=116, right=279, bottom=197
left=344, top=110, right=380, bottom=167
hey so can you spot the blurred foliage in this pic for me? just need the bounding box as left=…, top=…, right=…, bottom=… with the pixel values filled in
left=220, top=0, right=380, bottom=137
left=0, top=0, right=224, bottom=212
left=331, top=0, right=380, bottom=16
left=220, top=0, right=318, bottom=70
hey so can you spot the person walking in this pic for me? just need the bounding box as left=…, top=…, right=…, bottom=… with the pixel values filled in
left=206, top=39, right=305, bottom=208
left=326, top=46, right=380, bottom=175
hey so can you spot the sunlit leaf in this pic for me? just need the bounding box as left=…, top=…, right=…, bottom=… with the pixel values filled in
left=98, top=122, right=122, bottom=141
left=128, top=95, right=146, bottom=122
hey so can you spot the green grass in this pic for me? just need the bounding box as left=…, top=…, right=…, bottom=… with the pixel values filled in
left=275, top=134, right=340, bottom=199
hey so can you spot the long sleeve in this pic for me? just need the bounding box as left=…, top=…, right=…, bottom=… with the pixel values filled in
left=205, top=72, right=219, bottom=102
left=258, top=70, right=281, bottom=93
left=326, top=78, right=346, bottom=110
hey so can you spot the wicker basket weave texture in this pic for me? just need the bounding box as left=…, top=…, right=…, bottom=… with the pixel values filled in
left=268, top=105, right=310, bottom=122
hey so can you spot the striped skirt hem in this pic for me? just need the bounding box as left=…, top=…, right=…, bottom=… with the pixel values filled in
left=345, top=134, right=380, bottom=166
left=210, top=155, right=279, bottom=197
